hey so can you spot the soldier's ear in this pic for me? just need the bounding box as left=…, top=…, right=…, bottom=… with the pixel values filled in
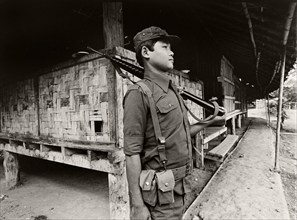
left=141, top=46, right=150, bottom=59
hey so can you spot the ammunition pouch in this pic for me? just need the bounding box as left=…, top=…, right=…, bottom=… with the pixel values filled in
left=139, top=170, right=157, bottom=207
left=156, top=170, right=175, bottom=205
left=140, top=164, right=191, bottom=206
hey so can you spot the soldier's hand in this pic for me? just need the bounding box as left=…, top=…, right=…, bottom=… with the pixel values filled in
left=131, top=205, right=151, bottom=220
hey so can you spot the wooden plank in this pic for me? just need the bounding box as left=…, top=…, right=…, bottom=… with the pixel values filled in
left=226, top=109, right=241, bottom=120
left=206, top=135, right=238, bottom=161
left=203, top=127, right=227, bottom=144
left=0, top=133, right=117, bottom=152
left=224, top=95, right=236, bottom=100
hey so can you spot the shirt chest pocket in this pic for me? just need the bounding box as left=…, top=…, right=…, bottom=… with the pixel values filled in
left=156, top=98, right=178, bottom=113
left=155, top=97, right=182, bottom=129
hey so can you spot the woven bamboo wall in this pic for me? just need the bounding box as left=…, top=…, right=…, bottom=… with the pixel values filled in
left=39, top=58, right=112, bottom=142
left=0, top=47, right=204, bottom=142
left=0, top=79, right=38, bottom=135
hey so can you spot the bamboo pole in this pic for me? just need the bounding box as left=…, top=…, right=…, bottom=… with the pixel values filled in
left=242, top=2, right=257, bottom=57
left=274, top=3, right=296, bottom=171
left=264, top=61, right=281, bottom=94
left=274, top=47, right=286, bottom=171
left=266, top=95, right=271, bottom=127
left=282, top=3, right=297, bottom=46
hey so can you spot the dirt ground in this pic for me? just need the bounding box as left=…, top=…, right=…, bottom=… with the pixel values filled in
left=250, top=108, right=297, bottom=220
left=0, top=108, right=296, bottom=220
left=0, top=157, right=110, bottom=219
left=271, top=110, right=297, bottom=220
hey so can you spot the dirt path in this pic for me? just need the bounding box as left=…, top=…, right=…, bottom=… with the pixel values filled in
left=184, top=117, right=291, bottom=219
left=0, top=156, right=110, bottom=220
left=250, top=108, right=297, bottom=220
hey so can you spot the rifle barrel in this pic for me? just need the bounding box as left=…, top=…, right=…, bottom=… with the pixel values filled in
left=179, top=90, right=225, bottom=116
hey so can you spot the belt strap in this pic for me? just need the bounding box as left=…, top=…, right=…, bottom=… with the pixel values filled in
left=171, top=164, right=190, bottom=181
left=137, top=81, right=167, bottom=169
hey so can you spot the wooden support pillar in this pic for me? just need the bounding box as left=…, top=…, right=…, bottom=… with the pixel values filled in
left=102, top=2, right=129, bottom=219
left=236, top=115, right=242, bottom=128
left=103, top=1, right=124, bottom=142
left=195, top=132, right=204, bottom=169
left=231, top=117, right=236, bottom=135
left=3, top=151, right=20, bottom=189
left=108, top=162, right=130, bottom=220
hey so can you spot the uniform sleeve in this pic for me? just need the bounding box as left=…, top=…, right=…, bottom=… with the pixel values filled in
left=123, top=87, right=148, bottom=156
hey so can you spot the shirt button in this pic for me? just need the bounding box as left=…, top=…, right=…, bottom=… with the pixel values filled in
left=165, top=183, right=169, bottom=187
left=168, top=104, right=172, bottom=107
left=145, top=182, right=149, bottom=186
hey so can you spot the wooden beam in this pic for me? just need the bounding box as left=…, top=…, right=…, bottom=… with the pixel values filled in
left=103, top=1, right=124, bottom=142
left=0, top=133, right=117, bottom=152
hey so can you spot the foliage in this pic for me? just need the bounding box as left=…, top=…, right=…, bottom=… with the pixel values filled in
left=270, top=87, right=297, bottom=103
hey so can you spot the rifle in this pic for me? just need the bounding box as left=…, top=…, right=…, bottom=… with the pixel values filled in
left=87, top=47, right=225, bottom=119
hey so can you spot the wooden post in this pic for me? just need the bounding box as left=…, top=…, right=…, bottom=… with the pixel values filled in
left=108, top=166, right=130, bottom=219
left=195, top=132, right=204, bottom=169
left=236, top=115, right=242, bottom=128
left=103, top=1, right=124, bottom=142
left=3, top=151, right=20, bottom=189
left=102, top=2, right=129, bottom=219
left=231, top=117, right=236, bottom=134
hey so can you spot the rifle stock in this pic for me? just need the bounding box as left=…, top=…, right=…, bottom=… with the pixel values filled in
left=87, top=47, right=225, bottom=116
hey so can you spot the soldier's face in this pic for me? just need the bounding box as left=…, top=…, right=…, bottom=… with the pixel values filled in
left=148, top=40, right=174, bottom=72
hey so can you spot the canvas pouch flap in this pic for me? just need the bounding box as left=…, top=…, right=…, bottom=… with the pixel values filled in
left=156, top=170, right=175, bottom=205
left=139, top=170, right=157, bottom=206
left=140, top=170, right=156, bottom=191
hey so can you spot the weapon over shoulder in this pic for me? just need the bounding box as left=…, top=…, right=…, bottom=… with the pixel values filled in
left=87, top=47, right=225, bottom=117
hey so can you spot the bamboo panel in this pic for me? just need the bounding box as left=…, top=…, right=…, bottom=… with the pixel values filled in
left=0, top=79, right=38, bottom=136
left=39, top=58, right=111, bottom=142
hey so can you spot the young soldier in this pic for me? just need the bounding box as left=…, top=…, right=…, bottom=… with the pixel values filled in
left=123, top=26, right=225, bottom=220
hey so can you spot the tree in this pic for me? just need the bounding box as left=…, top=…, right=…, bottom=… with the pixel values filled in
left=268, top=65, right=296, bottom=128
